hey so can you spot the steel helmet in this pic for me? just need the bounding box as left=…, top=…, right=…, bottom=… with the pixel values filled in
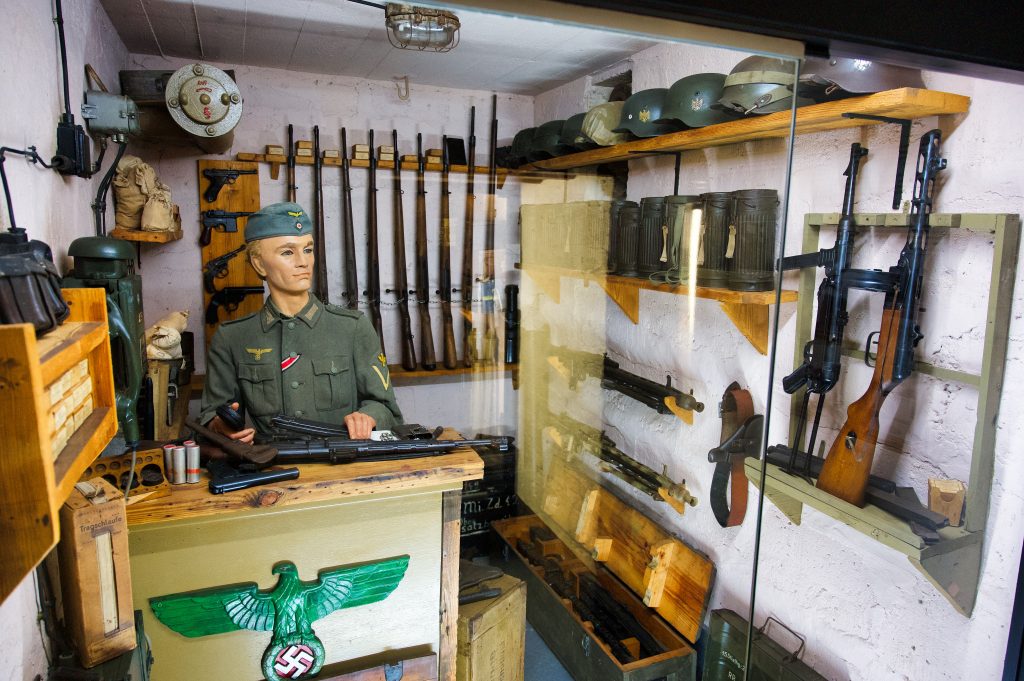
left=658, top=73, right=740, bottom=128
left=582, top=102, right=633, bottom=146
left=613, top=88, right=685, bottom=138
left=800, top=57, right=925, bottom=101
left=511, top=127, right=536, bottom=165
left=527, top=120, right=568, bottom=161
left=718, top=55, right=810, bottom=115
left=560, top=113, right=598, bottom=151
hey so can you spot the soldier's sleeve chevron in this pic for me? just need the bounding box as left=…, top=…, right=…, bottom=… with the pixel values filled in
left=305, top=555, right=410, bottom=622
left=150, top=583, right=276, bottom=637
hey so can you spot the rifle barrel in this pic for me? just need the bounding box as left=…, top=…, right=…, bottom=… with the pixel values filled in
left=416, top=132, right=437, bottom=370
left=286, top=123, right=296, bottom=202
left=366, top=130, right=385, bottom=356
left=392, top=129, right=417, bottom=371
left=481, top=94, right=499, bottom=363
left=440, top=135, right=458, bottom=368
left=340, top=128, right=358, bottom=309
left=313, top=125, right=329, bottom=301
left=462, top=106, right=477, bottom=366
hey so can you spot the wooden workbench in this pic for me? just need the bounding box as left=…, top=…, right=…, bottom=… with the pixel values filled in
left=126, top=439, right=483, bottom=681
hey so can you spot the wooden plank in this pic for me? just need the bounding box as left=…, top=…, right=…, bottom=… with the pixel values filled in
left=439, top=490, right=461, bottom=681
left=929, top=479, right=966, bottom=527
left=526, top=88, right=970, bottom=170
left=39, top=322, right=106, bottom=387
left=318, top=654, right=438, bottom=680
left=0, top=321, right=57, bottom=604
left=198, top=158, right=262, bottom=348
left=52, top=408, right=118, bottom=504
left=109, top=228, right=183, bottom=243
left=572, top=487, right=714, bottom=643
left=126, top=445, right=482, bottom=527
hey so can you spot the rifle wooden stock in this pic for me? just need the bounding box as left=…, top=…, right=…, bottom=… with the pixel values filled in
left=816, top=307, right=901, bottom=506
left=415, top=133, right=437, bottom=370
left=366, top=130, right=386, bottom=357
left=439, top=135, right=458, bottom=368
left=392, top=130, right=417, bottom=371
left=340, top=128, right=358, bottom=309
left=312, top=125, right=329, bottom=301
left=481, top=94, right=499, bottom=364
left=461, top=106, right=477, bottom=367
left=286, top=123, right=296, bottom=202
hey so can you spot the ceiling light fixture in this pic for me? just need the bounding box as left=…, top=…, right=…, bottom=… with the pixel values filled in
left=347, top=0, right=460, bottom=53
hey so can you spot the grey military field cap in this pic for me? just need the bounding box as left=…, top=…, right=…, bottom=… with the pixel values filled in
left=582, top=102, right=633, bottom=146
left=244, top=201, right=313, bottom=242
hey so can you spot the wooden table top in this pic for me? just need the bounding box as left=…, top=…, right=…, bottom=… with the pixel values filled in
left=126, top=431, right=484, bottom=527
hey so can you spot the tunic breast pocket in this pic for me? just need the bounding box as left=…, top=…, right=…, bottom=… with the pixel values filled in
left=312, top=356, right=352, bottom=413
left=238, top=363, right=280, bottom=416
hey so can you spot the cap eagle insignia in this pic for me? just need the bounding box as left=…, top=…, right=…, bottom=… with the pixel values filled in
left=149, top=557, right=410, bottom=681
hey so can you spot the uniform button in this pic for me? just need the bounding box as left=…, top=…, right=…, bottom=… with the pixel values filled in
left=291, top=381, right=299, bottom=389
left=294, top=410, right=303, bottom=416
left=331, top=368, right=338, bottom=374
left=287, top=321, right=296, bottom=330
left=289, top=351, right=297, bottom=358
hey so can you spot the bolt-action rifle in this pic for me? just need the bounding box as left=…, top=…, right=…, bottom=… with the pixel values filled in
left=461, top=106, right=478, bottom=366
left=549, top=412, right=697, bottom=514
left=480, top=94, right=499, bottom=364
left=816, top=130, right=947, bottom=506
left=286, top=123, right=296, bottom=202
left=366, top=130, right=386, bottom=356
left=340, top=127, right=358, bottom=309
left=439, top=135, right=458, bottom=369
left=415, top=133, right=437, bottom=370
left=312, top=124, right=329, bottom=301
left=391, top=130, right=417, bottom=371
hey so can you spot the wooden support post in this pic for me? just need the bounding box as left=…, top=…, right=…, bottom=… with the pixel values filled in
left=438, top=490, right=461, bottom=681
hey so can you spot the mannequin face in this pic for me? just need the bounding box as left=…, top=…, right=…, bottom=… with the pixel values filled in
left=249, top=235, right=315, bottom=296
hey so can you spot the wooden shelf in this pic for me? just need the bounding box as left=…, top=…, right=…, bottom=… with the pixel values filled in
left=110, top=228, right=183, bottom=243
left=236, top=151, right=511, bottom=185
left=389, top=362, right=516, bottom=386
left=520, top=263, right=797, bottom=354
left=746, top=459, right=982, bottom=615
left=520, top=88, right=970, bottom=171
left=0, top=288, right=117, bottom=605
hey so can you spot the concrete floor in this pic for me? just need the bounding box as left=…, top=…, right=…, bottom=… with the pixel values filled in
left=525, top=620, right=574, bottom=681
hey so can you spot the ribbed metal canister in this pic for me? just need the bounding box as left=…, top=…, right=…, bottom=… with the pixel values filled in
left=697, top=191, right=733, bottom=288
left=637, top=196, right=667, bottom=276
left=728, top=188, right=779, bottom=291
left=614, top=201, right=641, bottom=277
left=662, top=195, right=702, bottom=282
left=608, top=199, right=631, bottom=273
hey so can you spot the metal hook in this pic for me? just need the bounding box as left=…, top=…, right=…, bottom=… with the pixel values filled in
left=393, top=75, right=410, bottom=101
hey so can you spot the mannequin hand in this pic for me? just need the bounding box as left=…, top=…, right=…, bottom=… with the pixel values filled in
left=207, top=402, right=255, bottom=444
left=344, top=411, right=377, bottom=440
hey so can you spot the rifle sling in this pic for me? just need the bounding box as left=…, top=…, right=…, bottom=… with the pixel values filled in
left=710, top=382, right=754, bottom=527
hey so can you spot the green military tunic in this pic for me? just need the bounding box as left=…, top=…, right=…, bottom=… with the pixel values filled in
left=199, top=294, right=403, bottom=434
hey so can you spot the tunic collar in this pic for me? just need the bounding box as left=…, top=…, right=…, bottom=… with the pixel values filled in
left=261, top=294, right=323, bottom=332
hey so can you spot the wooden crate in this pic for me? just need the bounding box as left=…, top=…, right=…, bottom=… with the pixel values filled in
left=457, top=573, right=525, bottom=681
left=317, top=653, right=437, bottom=680
left=58, top=478, right=136, bottom=667
left=495, top=509, right=711, bottom=681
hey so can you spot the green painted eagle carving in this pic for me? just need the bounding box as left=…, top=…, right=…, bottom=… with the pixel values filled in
left=150, top=556, right=410, bottom=681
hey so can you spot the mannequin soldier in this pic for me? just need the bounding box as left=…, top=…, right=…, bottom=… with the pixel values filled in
left=200, top=201, right=402, bottom=443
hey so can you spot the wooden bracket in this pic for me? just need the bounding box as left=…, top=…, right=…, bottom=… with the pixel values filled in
left=719, top=302, right=770, bottom=355
left=591, top=537, right=613, bottom=562
left=598, top=278, right=640, bottom=323
left=662, top=395, right=694, bottom=425
left=642, top=540, right=678, bottom=607
left=574, top=489, right=600, bottom=545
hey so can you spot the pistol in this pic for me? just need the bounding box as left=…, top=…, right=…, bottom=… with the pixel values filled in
left=205, top=285, right=265, bottom=325
left=206, top=458, right=299, bottom=494
left=202, top=168, right=257, bottom=203
left=200, top=210, right=254, bottom=247
left=202, top=244, right=247, bottom=294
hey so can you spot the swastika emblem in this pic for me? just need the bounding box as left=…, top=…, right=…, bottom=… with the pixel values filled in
left=274, top=644, right=316, bottom=678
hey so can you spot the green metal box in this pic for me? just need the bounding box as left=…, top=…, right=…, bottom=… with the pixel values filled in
left=704, top=609, right=829, bottom=681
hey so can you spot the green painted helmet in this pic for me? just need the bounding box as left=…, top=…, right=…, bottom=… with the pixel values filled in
left=511, top=127, right=536, bottom=165
left=582, top=102, right=633, bottom=146
left=658, top=73, right=740, bottom=128
left=528, top=120, right=568, bottom=161
left=718, top=55, right=810, bottom=115
left=613, top=88, right=685, bottom=137
left=560, top=113, right=598, bottom=151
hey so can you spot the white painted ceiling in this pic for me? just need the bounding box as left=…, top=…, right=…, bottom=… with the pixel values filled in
left=99, top=0, right=657, bottom=94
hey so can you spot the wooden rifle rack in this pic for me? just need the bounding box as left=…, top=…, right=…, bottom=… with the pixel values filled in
left=749, top=212, right=1020, bottom=616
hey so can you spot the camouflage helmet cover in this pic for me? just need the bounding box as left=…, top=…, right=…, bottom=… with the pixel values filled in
left=582, top=101, right=633, bottom=146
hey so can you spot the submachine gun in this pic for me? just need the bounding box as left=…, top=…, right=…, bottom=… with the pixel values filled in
left=549, top=412, right=697, bottom=514
left=815, top=130, right=947, bottom=506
